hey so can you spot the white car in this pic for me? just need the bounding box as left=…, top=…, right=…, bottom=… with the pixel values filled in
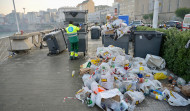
left=182, top=14, right=190, bottom=30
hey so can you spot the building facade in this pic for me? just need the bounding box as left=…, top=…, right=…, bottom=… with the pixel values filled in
left=77, top=0, right=95, bottom=13
left=119, top=0, right=135, bottom=21
left=134, top=0, right=190, bottom=22
left=95, top=5, right=110, bottom=12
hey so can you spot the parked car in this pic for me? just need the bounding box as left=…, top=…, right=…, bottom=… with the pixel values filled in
left=129, top=20, right=144, bottom=27
left=182, top=14, right=190, bottom=30
left=166, top=21, right=182, bottom=29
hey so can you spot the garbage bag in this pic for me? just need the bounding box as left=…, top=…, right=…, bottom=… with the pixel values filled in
left=163, top=89, right=190, bottom=106
left=82, top=74, right=95, bottom=90
left=177, top=77, right=186, bottom=86
left=75, top=87, right=92, bottom=103
left=124, top=91, right=145, bottom=105
left=95, top=88, right=122, bottom=109
left=99, top=62, right=111, bottom=74
left=154, top=72, right=167, bottom=80
left=99, top=71, right=114, bottom=90
left=91, top=81, right=106, bottom=94
left=145, top=54, right=166, bottom=69
left=87, top=93, right=96, bottom=107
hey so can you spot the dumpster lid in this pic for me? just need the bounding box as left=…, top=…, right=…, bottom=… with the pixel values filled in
left=134, top=31, right=163, bottom=35
left=63, top=10, right=88, bottom=14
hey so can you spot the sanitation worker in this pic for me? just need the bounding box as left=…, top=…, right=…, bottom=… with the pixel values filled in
left=66, top=21, right=81, bottom=60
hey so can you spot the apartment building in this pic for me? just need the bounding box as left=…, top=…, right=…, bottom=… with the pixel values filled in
left=77, top=0, right=95, bottom=13
left=134, top=0, right=190, bottom=21
left=95, top=5, right=110, bottom=12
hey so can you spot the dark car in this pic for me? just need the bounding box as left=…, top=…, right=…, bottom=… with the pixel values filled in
left=166, top=21, right=182, bottom=29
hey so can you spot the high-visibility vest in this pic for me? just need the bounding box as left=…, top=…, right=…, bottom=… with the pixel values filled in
left=66, top=24, right=80, bottom=34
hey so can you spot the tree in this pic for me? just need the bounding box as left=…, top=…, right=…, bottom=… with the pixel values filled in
left=149, top=13, right=153, bottom=23
left=175, top=8, right=190, bottom=19
left=149, top=13, right=153, bottom=20
left=143, top=14, right=149, bottom=23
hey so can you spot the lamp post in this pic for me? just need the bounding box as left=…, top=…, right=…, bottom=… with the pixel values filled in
left=12, top=0, right=20, bottom=32
left=153, top=0, right=159, bottom=28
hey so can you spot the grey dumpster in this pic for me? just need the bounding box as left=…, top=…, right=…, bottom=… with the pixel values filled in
left=63, top=10, right=88, bottom=32
left=63, top=10, right=88, bottom=56
left=134, top=31, right=163, bottom=58
left=65, top=32, right=88, bottom=56
left=103, top=34, right=130, bottom=54
left=91, top=28, right=101, bottom=39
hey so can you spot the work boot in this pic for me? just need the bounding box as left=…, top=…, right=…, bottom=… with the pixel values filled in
left=74, top=53, right=78, bottom=60
left=70, top=51, right=74, bottom=60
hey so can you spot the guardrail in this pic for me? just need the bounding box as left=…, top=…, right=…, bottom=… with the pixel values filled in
left=0, top=29, right=53, bottom=63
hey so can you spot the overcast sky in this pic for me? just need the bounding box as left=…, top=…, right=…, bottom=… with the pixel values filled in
left=0, top=0, right=114, bottom=15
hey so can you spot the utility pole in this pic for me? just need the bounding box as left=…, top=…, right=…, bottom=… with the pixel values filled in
left=12, top=0, right=20, bottom=32
left=153, top=0, right=159, bottom=28
left=23, top=8, right=25, bottom=14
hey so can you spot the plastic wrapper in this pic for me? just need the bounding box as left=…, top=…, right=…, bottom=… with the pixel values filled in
left=163, top=89, right=190, bottom=106
left=177, top=77, right=186, bottom=86
left=154, top=72, right=167, bottom=80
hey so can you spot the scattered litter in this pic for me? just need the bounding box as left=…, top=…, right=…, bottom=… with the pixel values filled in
left=72, top=70, right=75, bottom=77
left=63, top=97, right=77, bottom=103
left=75, top=46, right=190, bottom=110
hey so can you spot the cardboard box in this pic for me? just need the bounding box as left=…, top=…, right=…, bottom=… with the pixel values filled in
left=105, top=30, right=115, bottom=34
left=80, top=68, right=94, bottom=75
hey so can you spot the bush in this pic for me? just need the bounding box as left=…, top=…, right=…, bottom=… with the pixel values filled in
left=137, top=26, right=190, bottom=81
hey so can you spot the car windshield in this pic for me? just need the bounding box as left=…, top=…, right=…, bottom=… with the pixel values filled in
left=184, top=18, right=190, bottom=24
left=166, top=22, right=176, bottom=26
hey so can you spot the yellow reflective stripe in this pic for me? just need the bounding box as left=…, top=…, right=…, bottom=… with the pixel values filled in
left=74, top=53, right=78, bottom=57
left=70, top=52, right=74, bottom=56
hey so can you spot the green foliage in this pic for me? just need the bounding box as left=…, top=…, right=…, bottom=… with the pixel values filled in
left=175, top=8, right=190, bottom=19
left=137, top=26, right=190, bottom=82
left=149, top=13, right=153, bottom=20
left=143, top=14, right=149, bottom=20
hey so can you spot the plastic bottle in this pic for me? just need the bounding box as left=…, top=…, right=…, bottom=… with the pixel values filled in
left=72, top=70, right=75, bottom=77
left=149, top=92, right=163, bottom=100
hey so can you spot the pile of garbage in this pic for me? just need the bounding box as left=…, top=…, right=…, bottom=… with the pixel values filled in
left=101, top=15, right=130, bottom=40
left=76, top=45, right=190, bottom=111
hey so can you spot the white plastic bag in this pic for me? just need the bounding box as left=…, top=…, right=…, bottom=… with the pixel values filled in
left=82, top=74, right=95, bottom=90
left=87, top=93, right=96, bottom=107
left=95, top=88, right=122, bottom=109
left=177, top=77, right=186, bottom=86
left=75, top=87, right=92, bottom=103
left=91, top=81, right=106, bottom=94
left=145, top=54, right=166, bottom=69
left=124, top=91, right=145, bottom=105
left=163, top=89, right=190, bottom=106
left=99, top=71, right=114, bottom=90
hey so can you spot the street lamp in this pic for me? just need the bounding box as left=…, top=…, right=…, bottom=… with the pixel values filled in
left=12, top=0, right=20, bottom=32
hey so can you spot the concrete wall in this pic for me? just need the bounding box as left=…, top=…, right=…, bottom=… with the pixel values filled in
left=0, top=37, right=11, bottom=63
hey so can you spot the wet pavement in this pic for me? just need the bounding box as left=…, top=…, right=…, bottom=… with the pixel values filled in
left=0, top=33, right=189, bottom=111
